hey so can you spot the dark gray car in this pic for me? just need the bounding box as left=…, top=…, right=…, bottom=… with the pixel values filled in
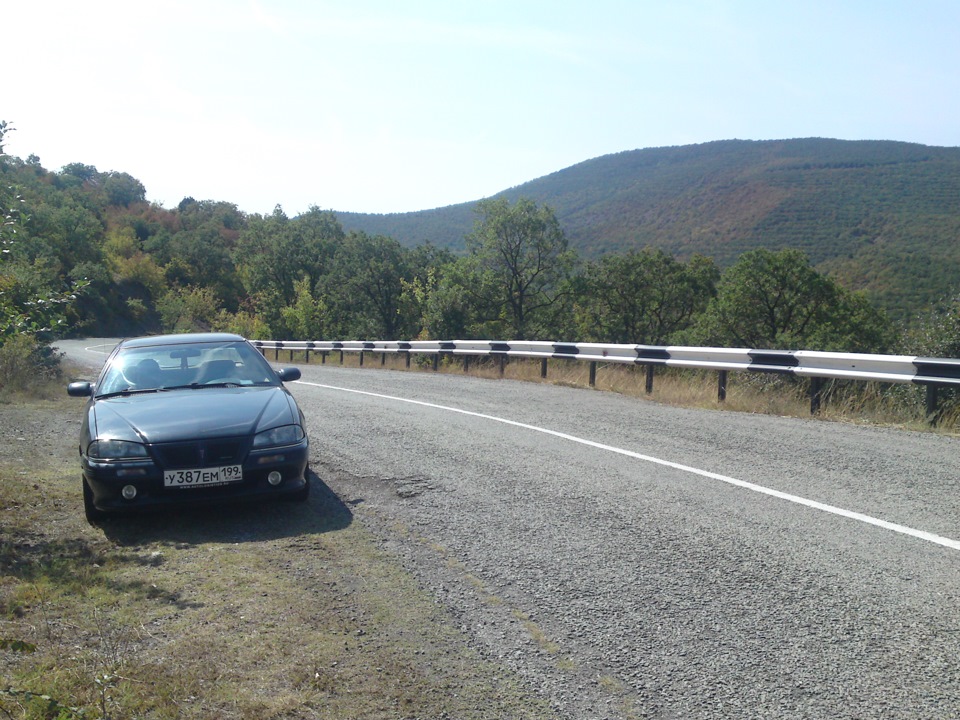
left=67, top=333, right=309, bottom=522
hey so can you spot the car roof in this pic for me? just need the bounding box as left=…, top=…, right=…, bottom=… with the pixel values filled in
left=118, top=333, right=247, bottom=349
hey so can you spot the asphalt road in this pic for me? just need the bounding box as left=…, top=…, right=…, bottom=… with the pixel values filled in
left=290, top=362, right=960, bottom=719
left=55, top=338, right=121, bottom=373
left=57, top=341, right=960, bottom=717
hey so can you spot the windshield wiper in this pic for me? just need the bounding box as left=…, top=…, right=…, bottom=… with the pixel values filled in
left=160, top=382, right=243, bottom=391
left=96, top=387, right=161, bottom=399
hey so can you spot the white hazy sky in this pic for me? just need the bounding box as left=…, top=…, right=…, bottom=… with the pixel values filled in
left=5, top=0, right=960, bottom=215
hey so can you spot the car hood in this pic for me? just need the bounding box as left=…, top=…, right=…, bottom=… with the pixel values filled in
left=91, top=386, right=297, bottom=444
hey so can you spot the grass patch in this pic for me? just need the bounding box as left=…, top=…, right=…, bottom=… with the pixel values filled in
left=0, top=397, right=554, bottom=719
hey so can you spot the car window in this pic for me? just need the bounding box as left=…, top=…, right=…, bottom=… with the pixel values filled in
left=96, top=341, right=279, bottom=395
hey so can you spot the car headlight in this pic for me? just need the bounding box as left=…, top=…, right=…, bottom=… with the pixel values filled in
left=88, top=439, right=149, bottom=460
left=253, top=425, right=305, bottom=449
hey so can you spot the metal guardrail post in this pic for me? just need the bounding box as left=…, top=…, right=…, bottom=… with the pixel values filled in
left=339, top=350, right=344, bottom=365
left=432, top=355, right=440, bottom=372
left=926, top=385, right=940, bottom=425
left=359, top=351, right=364, bottom=367
left=589, top=361, right=597, bottom=387
left=718, top=370, right=727, bottom=402
left=381, top=352, right=386, bottom=366
left=810, top=377, right=824, bottom=415
left=463, top=356, right=470, bottom=372
left=541, top=358, right=548, bottom=378
left=405, top=352, right=411, bottom=369
left=645, top=365, right=654, bottom=394
left=499, top=355, right=506, bottom=377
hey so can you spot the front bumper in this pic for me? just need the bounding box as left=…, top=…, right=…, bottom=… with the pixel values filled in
left=81, top=438, right=309, bottom=514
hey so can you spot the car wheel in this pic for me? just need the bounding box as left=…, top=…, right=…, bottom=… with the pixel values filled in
left=82, top=478, right=107, bottom=523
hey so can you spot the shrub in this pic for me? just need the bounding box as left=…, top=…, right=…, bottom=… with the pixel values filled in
left=0, top=333, right=63, bottom=398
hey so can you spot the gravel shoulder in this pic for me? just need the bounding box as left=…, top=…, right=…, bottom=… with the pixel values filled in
left=0, top=394, right=557, bottom=719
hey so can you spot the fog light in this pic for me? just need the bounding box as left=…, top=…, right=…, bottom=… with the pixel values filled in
left=267, top=471, right=282, bottom=486
left=121, top=485, right=138, bottom=500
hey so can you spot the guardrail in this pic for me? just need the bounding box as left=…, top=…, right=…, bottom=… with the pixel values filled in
left=253, top=339, right=960, bottom=423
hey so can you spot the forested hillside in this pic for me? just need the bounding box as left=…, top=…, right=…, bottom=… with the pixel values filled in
left=3, top=121, right=960, bottom=367
left=338, top=138, right=960, bottom=321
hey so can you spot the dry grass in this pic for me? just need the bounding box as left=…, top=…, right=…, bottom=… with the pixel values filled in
left=285, top=350, right=944, bottom=434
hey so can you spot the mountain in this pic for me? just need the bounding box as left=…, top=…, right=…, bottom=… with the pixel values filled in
left=336, top=138, right=960, bottom=322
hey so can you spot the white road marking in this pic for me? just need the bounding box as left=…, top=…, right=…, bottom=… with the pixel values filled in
left=296, top=380, right=960, bottom=551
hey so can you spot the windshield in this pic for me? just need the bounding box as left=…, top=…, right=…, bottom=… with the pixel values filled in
left=97, top=340, right=279, bottom=396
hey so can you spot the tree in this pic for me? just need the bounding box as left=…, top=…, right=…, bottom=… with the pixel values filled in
left=233, top=205, right=343, bottom=332
left=691, top=248, right=891, bottom=351
left=156, top=285, right=220, bottom=333
left=419, top=257, right=485, bottom=340
left=898, top=291, right=960, bottom=358
left=0, top=121, right=88, bottom=343
left=398, top=244, right=457, bottom=339
left=579, top=249, right=718, bottom=344
left=281, top=277, right=327, bottom=339
left=103, top=171, right=146, bottom=207
left=324, top=232, right=410, bottom=339
left=463, top=197, right=576, bottom=339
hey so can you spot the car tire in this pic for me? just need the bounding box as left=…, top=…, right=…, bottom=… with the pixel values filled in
left=82, top=478, right=107, bottom=524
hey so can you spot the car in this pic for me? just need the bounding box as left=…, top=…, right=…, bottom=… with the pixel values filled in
left=67, top=332, right=310, bottom=522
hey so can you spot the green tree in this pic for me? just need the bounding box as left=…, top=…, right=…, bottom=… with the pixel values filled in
left=156, top=285, right=220, bottom=333
left=103, top=171, right=146, bottom=207
left=899, top=292, right=960, bottom=358
left=324, top=232, right=411, bottom=339
left=420, top=257, right=485, bottom=340
left=396, top=243, right=455, bottom=339
left=463, top=197, right=576, bottom=339
left=163, top=227, right=241, bottom=309
left=691, top=248, right=891, bottom=351
left=234, top=205, right=343, bottom=333
left=579, top=249, right=719, bottom=344
left=281, top=276, right=327, bottom=339
left=0, top=121, right=88, bottom=343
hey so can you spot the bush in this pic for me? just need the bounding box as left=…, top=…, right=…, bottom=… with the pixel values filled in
left=0, top=333, right=63, bottom=399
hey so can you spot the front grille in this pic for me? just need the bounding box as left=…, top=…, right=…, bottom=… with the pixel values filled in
left=152, top=438, right=246, bottom=468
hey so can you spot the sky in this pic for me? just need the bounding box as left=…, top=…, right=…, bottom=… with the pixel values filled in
left=5, top=0, right=960, bottom=215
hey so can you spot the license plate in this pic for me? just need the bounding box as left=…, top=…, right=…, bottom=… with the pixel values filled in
left=164, top=465, right=243, bottom=488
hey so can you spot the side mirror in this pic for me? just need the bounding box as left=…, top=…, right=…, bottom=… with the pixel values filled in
left=276, top=367, right=301, bottom=383
left=67, top=381, right=94, bottom=397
